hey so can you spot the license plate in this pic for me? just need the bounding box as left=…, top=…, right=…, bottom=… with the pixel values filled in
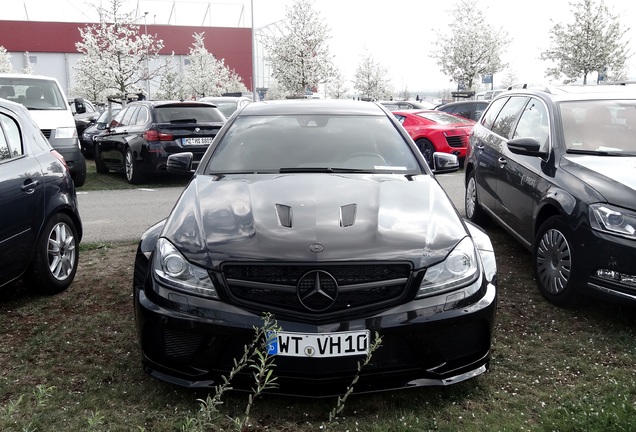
left=267, top=330, right=369, bottom=358
left=183, top=137, right=215, bottom=146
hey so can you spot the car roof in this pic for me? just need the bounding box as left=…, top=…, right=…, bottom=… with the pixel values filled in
left=437, top=100, right=488, bottom=108
left=200, top=96, right=251, bottom=102
left=239, top=99, right=388, bottom=116
left=127, top=100, right=220, bottom=107
left=497, top=85, right=636, bottom=103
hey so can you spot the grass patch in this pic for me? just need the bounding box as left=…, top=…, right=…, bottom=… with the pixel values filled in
left=79, top=158, right=190, bottom=191
left=2, top=230, right=636, bottom=430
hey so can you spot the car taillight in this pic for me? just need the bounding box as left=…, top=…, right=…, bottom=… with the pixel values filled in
left=144, top=129, right=174, bottom=141
left=51, top=149, right=69, bottom=169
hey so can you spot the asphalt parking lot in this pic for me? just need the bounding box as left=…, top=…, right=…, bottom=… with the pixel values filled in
left=77, top=170, right=466, bottom=244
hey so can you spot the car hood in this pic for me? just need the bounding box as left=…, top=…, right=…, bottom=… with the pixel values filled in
left=562, top=155, right=636, bottom=208
left=161, top=173, right=468, bottom=270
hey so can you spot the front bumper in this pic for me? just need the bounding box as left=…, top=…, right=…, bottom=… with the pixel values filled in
left=576, top=227, right=636, bottom=304
left=134, top=273, right=497, bottom=397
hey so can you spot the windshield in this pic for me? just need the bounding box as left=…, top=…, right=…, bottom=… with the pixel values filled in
left=415, top=111, right=474, bottom=125
left=204, top=114, right=422, bottom=174
left=561, top=100, right=636, bottom=155
left=0, top=77, right=67, bottom=110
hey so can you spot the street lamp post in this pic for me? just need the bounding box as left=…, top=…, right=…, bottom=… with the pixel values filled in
left=144, top=11, right=150, bottom=99
left=251, top=0, right=257, bottom=102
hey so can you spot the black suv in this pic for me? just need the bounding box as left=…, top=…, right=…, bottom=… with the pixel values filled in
left=95, top=100, right=226, bottom=184
left=464, top=85, right=636, bottom=307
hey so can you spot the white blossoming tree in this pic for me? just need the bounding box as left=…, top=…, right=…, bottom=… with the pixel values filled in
left=180, top=32, right=248, bottom=99
left=430, top=0, right=509, bottom=91
left=324, top=68, right=349, bottom=99
left=541, top=0, right=631, bottom=84
left=262, top=0, right=334, bottom=97
left=0, top=46, right=14, bottom=73
left=73, top=0, right=172, bottom=102
left=353, top=51, right=393, bottom=101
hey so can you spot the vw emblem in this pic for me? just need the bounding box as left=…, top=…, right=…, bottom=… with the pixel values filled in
left=297, top=270, right=338, bottom=312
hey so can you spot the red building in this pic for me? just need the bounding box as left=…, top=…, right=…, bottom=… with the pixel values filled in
left=0, top=20, right=254, bottom=95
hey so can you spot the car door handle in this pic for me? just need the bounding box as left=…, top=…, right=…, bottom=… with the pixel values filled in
left=498, top=157, right=507, bottom=165
left=21, top=180, right=40, bottom=193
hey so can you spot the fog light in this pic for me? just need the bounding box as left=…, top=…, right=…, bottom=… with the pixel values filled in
left=596, top=269, right=636, bottom=288
left=444, top=291, right=465, bottom=311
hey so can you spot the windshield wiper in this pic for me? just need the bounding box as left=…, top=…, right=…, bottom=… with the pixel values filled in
left=279, top=167, right=377, bottom=173
left=567, top=149, right=629, bottom=156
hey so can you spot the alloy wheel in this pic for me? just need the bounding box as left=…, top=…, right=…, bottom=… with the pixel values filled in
left=535, top=228, right=572, bottom=295
left=47, top=221, right=77, bottom=281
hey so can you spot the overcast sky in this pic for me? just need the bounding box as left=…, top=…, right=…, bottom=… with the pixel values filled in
left=4, top=0, right=636, bottom=92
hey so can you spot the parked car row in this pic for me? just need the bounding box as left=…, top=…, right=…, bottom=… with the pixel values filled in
left=5, top=81, right=636, bottom=400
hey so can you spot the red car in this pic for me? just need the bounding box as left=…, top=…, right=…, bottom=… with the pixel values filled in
left=392, top=109, right=475, bottom=166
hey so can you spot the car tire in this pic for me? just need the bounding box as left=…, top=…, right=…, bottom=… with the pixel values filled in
left=125, top=147, right=145, bottom=184
left=465, top=171, right=491, bottom=226
left=533, top=216, right=580, bottom=308
left=95, top=147, right=109, bottom=174
left=24, top=213, right=79, bottom=295
left=416, top=138, right=435, bottom=166
left=71, top=153, right=87, bottom=187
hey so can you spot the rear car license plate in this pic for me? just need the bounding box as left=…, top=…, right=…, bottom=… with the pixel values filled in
left=267, top=330, right=369, bottom=358
left=183, top=137, right=215, bottom=146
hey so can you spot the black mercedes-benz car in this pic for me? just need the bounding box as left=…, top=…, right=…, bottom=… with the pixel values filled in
left=133, top=99, right=498, bottom=397
left=465, top=84, right=636, bottom=308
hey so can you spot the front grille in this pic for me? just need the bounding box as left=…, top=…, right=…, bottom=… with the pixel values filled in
left=222, top=263, right=412, bottom=317
left=445, top=135, right=466, bottom=148
left=41, top=129, right=52, bottom=139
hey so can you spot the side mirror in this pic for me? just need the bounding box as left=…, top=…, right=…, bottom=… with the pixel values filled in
left=74, top=97, right=87, bottom=114
left=167, top=152, right=194, bottom=175
left=430, top=152, right=460, bottom=174
left=507, top=137, right=547, bottom=158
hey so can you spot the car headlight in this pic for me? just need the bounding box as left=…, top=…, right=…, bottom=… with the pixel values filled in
left=417, top=237, right=479, bottom=298
left=589, top=204, right=636, bottom=239
left=54, top=127, right=78, bottom=139
left=153, top=238, right=219, bottom=299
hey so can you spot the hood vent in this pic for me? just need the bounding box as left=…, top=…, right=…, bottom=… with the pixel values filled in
left=275, top=204, right=293, bottom=228
left=340, top=203, right=357, bottom=227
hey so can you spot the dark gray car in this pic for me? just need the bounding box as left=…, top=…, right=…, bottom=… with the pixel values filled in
left=0, top=98, right=82, bottom=294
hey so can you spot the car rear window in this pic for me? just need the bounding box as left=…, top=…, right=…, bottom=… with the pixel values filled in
left=154, top=106, right=225, bottom=123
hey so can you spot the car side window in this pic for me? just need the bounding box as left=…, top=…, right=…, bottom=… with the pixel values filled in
left=474, top=104, right=487, bottom=121
left=121, top=107, right=139, bottom=126
left=110, top=109, right=126, bottom=128
left=480, top=97, right=508, bottom=130
left=513, top=98, right=550, bottom=152
left=133, top=106, right=149, bottom=125
left=0, top=112, right=23, bottom=161
left=490, top=96, right=529, bottom=138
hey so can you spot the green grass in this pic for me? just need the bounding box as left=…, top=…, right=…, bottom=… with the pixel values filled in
left=2, top=229, right=636, bottom=431
left=79, top=157, right=190, bottom=191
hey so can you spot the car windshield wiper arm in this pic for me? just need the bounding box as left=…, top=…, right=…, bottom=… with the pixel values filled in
left=279, top=167, right=377, bottom=173
left=567, top=149, right=628, bottom=156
